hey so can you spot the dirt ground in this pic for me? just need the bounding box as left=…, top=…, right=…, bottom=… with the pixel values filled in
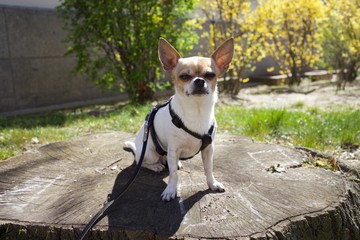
left=219, top=79, right=360, bottom=110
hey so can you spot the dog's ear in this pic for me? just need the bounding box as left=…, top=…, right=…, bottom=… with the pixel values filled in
left=158, top=38, right=181, bottom=73
left=211, top=38, right=234, bottom=74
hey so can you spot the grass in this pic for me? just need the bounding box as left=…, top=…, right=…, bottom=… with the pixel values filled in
left=216, top=105, right=360, bottom=152
left=0, top=102, right=359, bottom=160
left=0, top=103, right=150, bottom=160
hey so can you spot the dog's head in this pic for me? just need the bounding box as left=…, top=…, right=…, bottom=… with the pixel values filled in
left=158, top=38, right=234, bottom=97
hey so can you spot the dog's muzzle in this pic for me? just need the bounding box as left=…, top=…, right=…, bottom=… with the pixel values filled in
left=194, top=78, right=205, bottom=88
left=186, top=77, right=209, bottom=96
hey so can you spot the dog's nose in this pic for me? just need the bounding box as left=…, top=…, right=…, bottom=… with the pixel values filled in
left=194, top=78, right=205, bottom=87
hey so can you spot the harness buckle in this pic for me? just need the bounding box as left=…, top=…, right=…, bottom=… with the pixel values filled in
left=143, top=120, right=149, bottom=142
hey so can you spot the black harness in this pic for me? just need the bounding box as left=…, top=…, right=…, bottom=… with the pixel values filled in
left=77, top=97, right=215, bottom=240
left=149, top=98, right=215, bottom=160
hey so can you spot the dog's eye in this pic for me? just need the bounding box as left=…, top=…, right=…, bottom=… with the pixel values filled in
left=179, top=74, right=192, bottom=81
left=204, top=72, right=216, bottom=79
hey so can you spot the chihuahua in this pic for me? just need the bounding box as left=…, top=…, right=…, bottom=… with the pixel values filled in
left=125, top=38, right=234, bottom=201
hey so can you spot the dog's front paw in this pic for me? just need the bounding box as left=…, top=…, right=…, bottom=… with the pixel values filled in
left=208, top=180, right=225, bottom=193
left=161, top=185, right=177, bottom=201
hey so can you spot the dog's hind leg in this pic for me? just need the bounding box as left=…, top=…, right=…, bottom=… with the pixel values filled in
left=140, top=147, right=166, bottom=172
left=142, top=161, right=165, bottom=172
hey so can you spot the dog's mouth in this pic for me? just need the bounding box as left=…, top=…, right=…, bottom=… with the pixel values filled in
left=185, top=88, right=210, bottom=96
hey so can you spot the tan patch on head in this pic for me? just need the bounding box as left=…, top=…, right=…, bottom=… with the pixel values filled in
left=197, top=57, right=218, bottom=91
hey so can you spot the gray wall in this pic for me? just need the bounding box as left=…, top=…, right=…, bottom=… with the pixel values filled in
left=0, top=4, right=278, bottom=116
left=0, top=0, right=59, bottom=9
left=0, top=5, right=125, bottom=116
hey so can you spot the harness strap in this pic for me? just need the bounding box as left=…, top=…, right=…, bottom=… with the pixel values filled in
left=77, top=98, right=215, bottom=239
left=169, top=102, right=214, bottom=151
left=149, top=102, right=169, bottom=156
left=150, top=98, right=215, bottom=159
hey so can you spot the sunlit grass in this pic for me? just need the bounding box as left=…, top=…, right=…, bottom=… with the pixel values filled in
left=0, top=103, right=151, bottom=160
left=216, top=105, right=360, bottom=152
left=0, top=102, right=359, bottom=160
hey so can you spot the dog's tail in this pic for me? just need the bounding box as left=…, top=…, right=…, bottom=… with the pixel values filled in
left=123, top=141, right=136, bottom=157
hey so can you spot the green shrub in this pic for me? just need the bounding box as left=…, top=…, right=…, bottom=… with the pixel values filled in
left=57, top=0, right=198, bottom=102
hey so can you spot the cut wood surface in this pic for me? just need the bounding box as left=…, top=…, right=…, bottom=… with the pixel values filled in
left=0, top=132, right=359, bottom=239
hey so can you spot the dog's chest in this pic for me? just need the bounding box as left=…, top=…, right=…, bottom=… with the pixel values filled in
left=173, top=129, right=203, bottom=159
left=154, top=108, right=209, bottom=159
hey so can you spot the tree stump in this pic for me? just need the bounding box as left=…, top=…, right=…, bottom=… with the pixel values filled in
left=0, top=132, right=359, bottom=239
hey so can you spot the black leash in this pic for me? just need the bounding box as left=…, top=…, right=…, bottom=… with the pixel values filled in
left=76, top=106, right=157, bottom=240
left=76, top=98, right=214, bottom=239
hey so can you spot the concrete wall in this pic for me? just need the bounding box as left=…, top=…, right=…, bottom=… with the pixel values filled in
left=0, top=3, right=277, bottom=116
left=0, top=0, right=60, bottom=9
left=0, top=5, right=125, bottom=116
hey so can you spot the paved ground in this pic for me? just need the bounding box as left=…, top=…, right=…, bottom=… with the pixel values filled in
left=223, top=79, right=360, bottom=110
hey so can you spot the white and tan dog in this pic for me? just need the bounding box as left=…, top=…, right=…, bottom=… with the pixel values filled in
left=125, top=38, right=234, bottom=201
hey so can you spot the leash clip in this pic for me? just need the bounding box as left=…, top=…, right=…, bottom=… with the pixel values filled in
left=143, top=120, right=149, bottom=142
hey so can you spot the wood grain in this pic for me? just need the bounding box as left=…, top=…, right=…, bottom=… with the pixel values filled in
left=0, top=132, right=359, bottom=239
